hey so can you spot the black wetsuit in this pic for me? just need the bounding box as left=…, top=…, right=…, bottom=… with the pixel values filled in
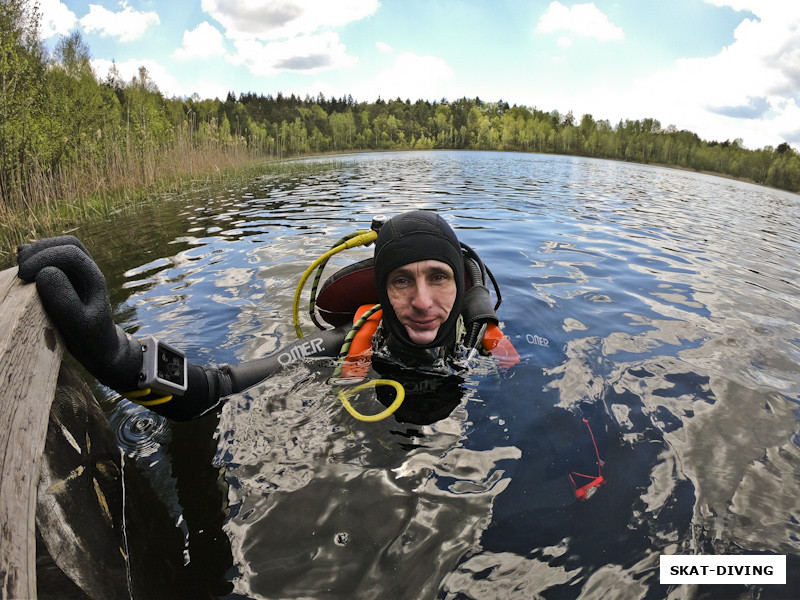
left=151, top=210, right=501, bottom=423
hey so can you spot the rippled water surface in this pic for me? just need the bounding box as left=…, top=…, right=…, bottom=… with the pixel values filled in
left=80, top=151, right=799, bottom=599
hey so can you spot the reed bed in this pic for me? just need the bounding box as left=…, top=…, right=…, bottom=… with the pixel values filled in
left=0, top=139, right=285, bottom=266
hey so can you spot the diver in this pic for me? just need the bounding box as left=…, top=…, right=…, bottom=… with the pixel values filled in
left=17, top=210, right=519, bottom=425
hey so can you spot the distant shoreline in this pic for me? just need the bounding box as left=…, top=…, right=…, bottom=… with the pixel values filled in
left=2, top=148, right=794, bottom=268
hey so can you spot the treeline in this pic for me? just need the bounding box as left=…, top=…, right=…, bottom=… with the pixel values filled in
left=232, top=93, right=800, bottom=192
left=2, top=0, right=799, bottom=223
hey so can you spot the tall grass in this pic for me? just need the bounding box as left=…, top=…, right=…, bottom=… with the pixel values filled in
left=0, top=136, right=279, bottom=266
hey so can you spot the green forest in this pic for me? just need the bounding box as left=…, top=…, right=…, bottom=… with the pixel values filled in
left=2, top=0, right=799, bottom=236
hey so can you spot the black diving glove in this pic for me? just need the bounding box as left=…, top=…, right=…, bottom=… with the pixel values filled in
left=17, top=236, right=143, bottom=393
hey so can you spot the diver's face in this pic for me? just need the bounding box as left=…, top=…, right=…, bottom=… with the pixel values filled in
left=386, top=260, right=457, bottom=345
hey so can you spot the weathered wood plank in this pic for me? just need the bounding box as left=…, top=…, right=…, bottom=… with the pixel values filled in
left=37, top=364, right=130, bottom=600
left=0, top=267, right=63, bottom=600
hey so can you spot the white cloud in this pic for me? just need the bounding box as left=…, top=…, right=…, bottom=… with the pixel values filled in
left=80, top=1, right=160, bottom=43
left=198, top=0, right=377, bottom=78
left=355, top=52, right=456, bottom=102
left=576, top=1, right=800, bottom=148
left=228, top=32, right=356, bottom=77
left=536, top=1, right=624, bottom=42
left=173, top=22, right=227, bottom=61
left=376, top=41, right=394, bottom=54
left=703, top=0, right=758, bottom=12
left=201, top=0, right=379, bottom=41
left=38, top=0, right=77, bottom=38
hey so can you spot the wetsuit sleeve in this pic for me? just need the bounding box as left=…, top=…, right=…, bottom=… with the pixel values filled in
left=146, top=327, right=347, bottom=421
left=224, top=327, right=347, bottom=391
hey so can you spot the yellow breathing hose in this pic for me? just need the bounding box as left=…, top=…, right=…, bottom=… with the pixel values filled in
left=292, top=229, right=378, bottom=339
left=292, top=227, right=404, bottom=421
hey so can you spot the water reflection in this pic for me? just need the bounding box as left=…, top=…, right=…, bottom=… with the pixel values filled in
left=87, top=151, right=800, bottom=598
left=212, top=366, right=519, bottom=598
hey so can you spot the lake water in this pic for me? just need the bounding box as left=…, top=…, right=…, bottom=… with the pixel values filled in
left=77, top=151, right=799, bottom=599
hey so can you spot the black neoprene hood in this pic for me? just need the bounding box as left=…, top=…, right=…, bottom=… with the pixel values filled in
left=374, top=210, right=465, bottom=349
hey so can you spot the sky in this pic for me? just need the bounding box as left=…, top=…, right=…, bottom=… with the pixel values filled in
left=36, top=0, right=800, bottom=151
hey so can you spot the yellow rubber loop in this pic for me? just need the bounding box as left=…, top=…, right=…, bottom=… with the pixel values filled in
left=134, top=395, right=174, bottom=407
left=121, top=388, right=174, bottom=406
left=293, top=229, right=378, bottom=339
left=122, top=388, right=152, bottom=399
left=337, top=379, right=405, bottom=422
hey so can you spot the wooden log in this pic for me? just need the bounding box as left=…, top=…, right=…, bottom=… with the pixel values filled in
left=0, top=268, right=63, bottom=600
left=37, top=364, right=130, bottom=600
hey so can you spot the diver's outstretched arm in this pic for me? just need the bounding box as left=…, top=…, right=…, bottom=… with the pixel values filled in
left=17, top=236, right=345, bottom=421
left=150, top=326, right=346, bottom=420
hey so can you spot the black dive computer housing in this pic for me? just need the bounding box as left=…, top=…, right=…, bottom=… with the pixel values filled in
left=138, top=337, right=187, bottom=396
